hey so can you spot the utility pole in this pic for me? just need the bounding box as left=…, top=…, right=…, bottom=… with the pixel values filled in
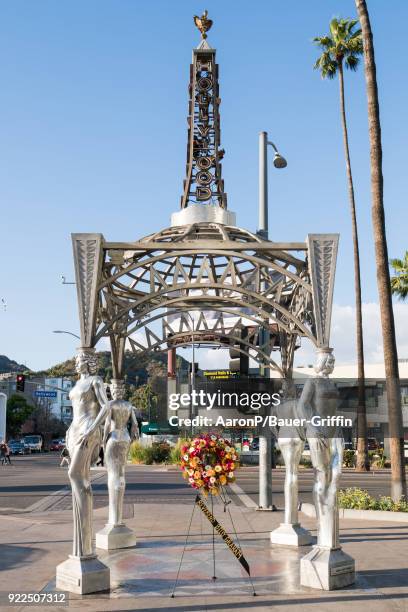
left=257, top=131, right=287, bottom=510
left=258, top=131, right=273, bottom=510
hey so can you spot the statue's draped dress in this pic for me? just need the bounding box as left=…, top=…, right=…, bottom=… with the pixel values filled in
left=105, top=400, right=132, bottom=526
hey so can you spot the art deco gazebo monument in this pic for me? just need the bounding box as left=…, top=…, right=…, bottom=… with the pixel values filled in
left=56, top=11, right=354, bottom=595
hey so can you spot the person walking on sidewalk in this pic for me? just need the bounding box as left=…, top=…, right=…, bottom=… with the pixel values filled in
left=1, top=441, right=12, bottom=465
left=0, top=441, right=6, bottom=465
left=59, top=446, right=70, bottom=468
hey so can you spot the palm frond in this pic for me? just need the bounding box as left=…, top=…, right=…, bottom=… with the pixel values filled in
left=345, top=19, right=359, bottom=34
left=314, top=50, right=338, bottom=78
left=345, top=55, right=360, bottom=71
left=390, top=258, right=406, bottom=273
left=346, top=37, right=364, bottom=55
left=390, top=253, right=408, bottom=300
left=349, top=28, right=362, bottom=40
left=329, top=18, right=341, bottom=41
left=313, top=35, right=333, bottom=49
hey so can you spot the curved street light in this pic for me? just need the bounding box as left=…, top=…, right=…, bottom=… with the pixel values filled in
left=53, top=330, right=80, bottom=340
left=259, top=131, right=288, bottom=239
left=267, top=140, right=288, bottom=169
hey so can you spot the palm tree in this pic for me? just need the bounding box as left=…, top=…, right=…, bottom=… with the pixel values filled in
left=355, top=0, right=407, bottom=500
left=390, top=252, right=408, bottom=300
left=313, top=18, right=369, bottom=471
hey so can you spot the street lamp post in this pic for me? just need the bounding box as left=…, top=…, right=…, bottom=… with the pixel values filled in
left=258, top=131, right=287, bottom=511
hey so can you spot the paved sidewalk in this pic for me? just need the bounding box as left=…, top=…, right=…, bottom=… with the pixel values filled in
left=0, top=476, right=407, bottom=611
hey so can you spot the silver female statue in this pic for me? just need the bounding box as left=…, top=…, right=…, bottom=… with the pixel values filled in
left=270, top=379, right=312, bottom=546
left=66, top=348, right=110, bottom=557
left=297, top=349, right=342, bottom=549
left=56, top=347, right=110, bottom=595
left=95, top=379, right=140, bottom=549
left=299, top=348, right=355, bottom=590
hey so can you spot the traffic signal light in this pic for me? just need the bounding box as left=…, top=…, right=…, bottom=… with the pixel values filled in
left=16, top=374, right=26, bottom=392
left=229, top=327, right=249, bottom=376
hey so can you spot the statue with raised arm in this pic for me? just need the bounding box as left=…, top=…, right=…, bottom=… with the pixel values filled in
left=299, top=348, right=355, bottom=590
left=96, top=379, right=140, bottom=550
left=270, top=378, right=312, bottom=546
left=56, top=347, right=110, bottom=594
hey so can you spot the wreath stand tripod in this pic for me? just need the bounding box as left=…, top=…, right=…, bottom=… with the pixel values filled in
left=170, top=487, right=256, bottom=598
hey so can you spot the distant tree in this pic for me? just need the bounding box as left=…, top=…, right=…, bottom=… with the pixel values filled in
left=6, top=394, right=33, bottom=438
left=313, top=17, right=368, bottom=471
left=104, top=366, right=113, bottom=384
left=129, top=383, right=158, bottom=421
left=390, top=252, right=408, bottom=300
left=29, top=399, right=66, bottom=449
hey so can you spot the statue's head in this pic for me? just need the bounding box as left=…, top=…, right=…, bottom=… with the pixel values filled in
left=314, top=347, right=335, bottom=377
left=110, top=379, right=125, bottom=400
left=75, top=348, right=98, bottom=376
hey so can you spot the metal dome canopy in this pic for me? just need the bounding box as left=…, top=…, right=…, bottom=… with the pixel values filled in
left=71, top=225, right=338, bottom=379
left=139, top=222, right=263, bottom=246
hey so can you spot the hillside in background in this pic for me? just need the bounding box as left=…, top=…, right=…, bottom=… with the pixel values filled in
left=0, top=355, right=30, bottom=374
left=30, top=350, right=189, bottom=386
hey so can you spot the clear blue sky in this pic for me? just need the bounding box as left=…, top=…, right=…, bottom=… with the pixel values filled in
left=0, top=1, right=407, bottom=370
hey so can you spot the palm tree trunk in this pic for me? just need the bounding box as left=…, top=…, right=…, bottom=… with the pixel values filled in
left=338, top=61, right=369, bottom=471
left=355, top=0, right=407, bottom=499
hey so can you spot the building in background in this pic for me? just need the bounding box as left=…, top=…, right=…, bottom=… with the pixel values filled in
left=290, top=361, right=408, bottom=454
left=43, top=378, right=73, bottom=423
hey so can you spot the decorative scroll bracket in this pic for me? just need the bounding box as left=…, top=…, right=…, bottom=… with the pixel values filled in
left=306, top=234, right=339, bottom=348
left=72, top=233, right=104, bottom=348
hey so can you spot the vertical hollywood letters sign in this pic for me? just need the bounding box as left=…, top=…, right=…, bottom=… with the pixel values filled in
left=195, top=495, right=251, bottom=575
left=181, top=47, right=227, bottom=209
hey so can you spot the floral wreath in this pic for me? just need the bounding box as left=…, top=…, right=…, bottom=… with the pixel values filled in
left=180, top=433, right=239, bottom=496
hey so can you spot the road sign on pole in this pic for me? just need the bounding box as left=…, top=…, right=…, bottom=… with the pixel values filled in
left=34, top=390, right=57, bottom=398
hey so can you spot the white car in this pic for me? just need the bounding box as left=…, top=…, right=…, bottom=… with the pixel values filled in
left=23, top=435, right=43, bottom=452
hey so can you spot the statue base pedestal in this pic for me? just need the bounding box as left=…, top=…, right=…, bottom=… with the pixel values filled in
left=270, top=523, right=313, bottom=546
left=300, top=546, right=355, bottom=590
left=96, top=523, right=137, bottom=550
left=56, top=555, right=110, bottom=595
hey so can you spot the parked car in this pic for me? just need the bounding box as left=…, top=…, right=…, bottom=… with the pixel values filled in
left=8, top=440, right=31, bottom=455
left=23, top=435, right=43, bottom=452
left=50, top=439, right=65, bottom=451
